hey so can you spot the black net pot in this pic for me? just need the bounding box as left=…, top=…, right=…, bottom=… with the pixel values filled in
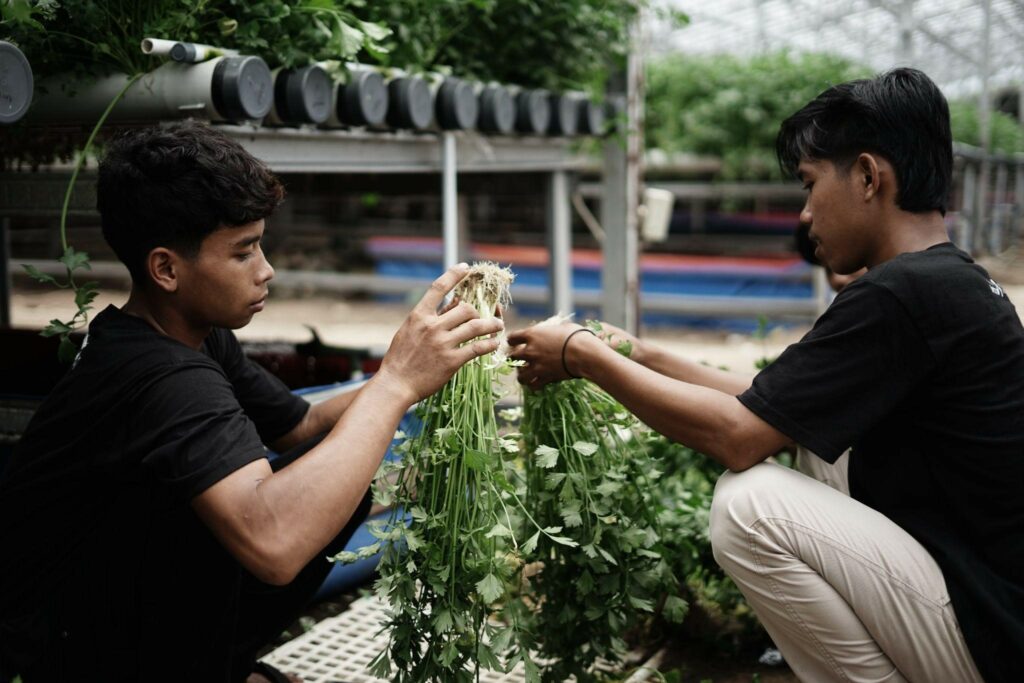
left=547, top=93, right=579, bottom=136
left=576, top=98, right=606, bottom=136
left=387, top=76, right=434, bottom=130
left=339, top=68, right=389, bottom=127
left=0, top=41, right=34, bottom=124
left=436, top=78, right=479, bottom=130
left=212, top=56, right=273, bottom=122
left=273, top=64, right=333, bottom=124
left=515, top=88, right=551, bottom=134
left=478, top=85, right=515, bottom=134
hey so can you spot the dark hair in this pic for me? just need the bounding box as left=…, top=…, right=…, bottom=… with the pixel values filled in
left=97, top=122, right=285, bottom=282
left=776, top=67, right=952, bottom=214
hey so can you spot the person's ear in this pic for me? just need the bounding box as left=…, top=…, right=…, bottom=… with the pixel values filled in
left=857, top=153, right=881, bottom=201
left=147, top=247, right=180, bottom=294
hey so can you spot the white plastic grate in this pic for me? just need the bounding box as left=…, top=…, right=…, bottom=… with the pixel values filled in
left=261, top=595, right=531, bottom=683
left=260, top=594, right=647, bottom=683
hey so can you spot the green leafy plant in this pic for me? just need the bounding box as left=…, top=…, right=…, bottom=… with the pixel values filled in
left=516, top=328, right=687, bottom=681
left=362, top=0, right=645, bottom=93
left=335, top=263, right=572, bottom=682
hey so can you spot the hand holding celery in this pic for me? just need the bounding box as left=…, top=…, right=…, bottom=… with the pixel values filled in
left=374, top=263, right=505, bottom=406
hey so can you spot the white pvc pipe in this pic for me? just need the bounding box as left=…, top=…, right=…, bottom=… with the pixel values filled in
left=31, top=58, right=235, bottom=124
left=140, top=37, right=176, bottom=56
left=442, top=132, right=459, bottom=269
left=548, top=170, right=572, bottom=317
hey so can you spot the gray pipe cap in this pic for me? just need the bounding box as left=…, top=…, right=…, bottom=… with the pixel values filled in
left=515, top=89, right=550, bottom=134
left=0, top=41, right=34, bottom=124
left=340, top=69, right=388, bottom=127
left=547, top=93, right=579, bottom=136
left=387, top=76, right=433, bottom=130
left=436, top=78, right=478, bottom=130
left=212, top=56, right=273, bottom=122
left=577, top=98, right=606, bottom=136
left=478, top=85, right=514, bottom=134
left=274, top=64, right=332, bottom=124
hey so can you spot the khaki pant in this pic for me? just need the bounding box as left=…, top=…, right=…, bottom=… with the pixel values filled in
left=709, top=450, right=983, bottom=683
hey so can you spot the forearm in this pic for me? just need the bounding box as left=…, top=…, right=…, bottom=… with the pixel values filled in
left=218, top=375, right=411, bottom=584
left=636, top=342, right=754, bottom=395
left=576, top=338, right=778, bottom=471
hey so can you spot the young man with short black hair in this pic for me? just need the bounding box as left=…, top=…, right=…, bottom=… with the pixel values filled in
left=510, top=68, right=1023, bottom=682
left=0, top=122, right=503, bottom=682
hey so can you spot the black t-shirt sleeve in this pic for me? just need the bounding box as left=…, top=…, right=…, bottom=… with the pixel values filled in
left=206, top=329, right=309, bottom=444
left=738, top=280, right=935, bottom=462
left=133, top=364, right=271, bottom=500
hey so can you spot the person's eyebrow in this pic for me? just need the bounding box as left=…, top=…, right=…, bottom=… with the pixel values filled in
left=232, top=234, right=261, bottom=248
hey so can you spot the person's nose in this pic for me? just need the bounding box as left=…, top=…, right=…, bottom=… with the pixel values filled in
left=800, top=202, right=812, bottom=226
left=256, top=246, right=275, bottom=284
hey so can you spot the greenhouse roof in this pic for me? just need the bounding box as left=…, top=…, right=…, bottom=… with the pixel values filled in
left=653, top=0, right=1024, bottom=99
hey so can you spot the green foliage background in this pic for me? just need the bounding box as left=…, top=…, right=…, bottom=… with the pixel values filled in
left=645, top=51, right=872, bottom=180
left=948, top=98, right=1024, bottom=154
left=3, top=0, right=639, bottom=90
left=646, top=50, right=1024, bottom=180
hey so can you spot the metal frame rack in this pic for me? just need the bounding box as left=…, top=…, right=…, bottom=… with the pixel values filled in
left=217, top=124, right=590, bottom=321
left=0, top=124, right=636, bottom=328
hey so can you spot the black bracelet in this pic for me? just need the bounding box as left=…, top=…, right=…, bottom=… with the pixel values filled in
left=561, top=327, right=597, bottom=379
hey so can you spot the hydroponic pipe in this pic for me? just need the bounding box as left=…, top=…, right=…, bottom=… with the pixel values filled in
left=28, top=56, right=273, bottom=125
left=266, top=65, right=333, bottom=126
left=476, top=84, right=515, bottom=135
left=547, top=92, right=579, bottom=136
left=323, top=65, right=389, bottom=128
left=0, top=41, right=33, bottom=124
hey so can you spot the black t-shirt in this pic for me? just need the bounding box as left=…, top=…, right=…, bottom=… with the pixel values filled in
left=739, top=243, right=1024, bottom=683
left=0, top=306, right=308, bottom=681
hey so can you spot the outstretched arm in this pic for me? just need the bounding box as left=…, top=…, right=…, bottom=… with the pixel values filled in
left=193, top=265, right=504, bottom=585
left=592, top=321, right=755, bottom=395
left=509, top=323, right=788, bottom=472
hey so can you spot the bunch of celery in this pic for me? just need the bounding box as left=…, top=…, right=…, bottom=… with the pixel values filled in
left=336, top=263, right=569, bottom=682
left=515, top=322, right=687, bottom=681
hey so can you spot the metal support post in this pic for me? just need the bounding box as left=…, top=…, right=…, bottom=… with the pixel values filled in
left=897, top=0, right=915, bottom=65
left=441, top=132, right=459, bottom=269
left=0, top=218, right=10, bottom=327
left=546, top=170, right=573, bottom=317
left=976, top=0, right=992, bottom=255
left=961, top=163, right=977, bottom=252
left=992, top=162, right=1008, bottom=253
left=601, top=19, right=643, bottom=333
